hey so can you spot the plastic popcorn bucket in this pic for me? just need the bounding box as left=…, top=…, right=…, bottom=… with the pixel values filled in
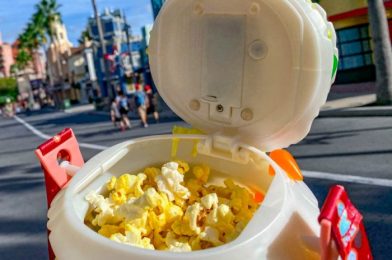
left=34, top=0, right=373, bottom=259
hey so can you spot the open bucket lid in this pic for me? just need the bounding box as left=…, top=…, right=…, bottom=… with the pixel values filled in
left=149, top=0, right=338, bottom=152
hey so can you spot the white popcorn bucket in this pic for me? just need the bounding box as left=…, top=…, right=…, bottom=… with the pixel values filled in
left=35, top=0, right=345, bottom=259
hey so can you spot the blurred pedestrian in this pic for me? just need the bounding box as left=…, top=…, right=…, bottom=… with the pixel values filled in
left=134, top=84, right=148, bottom=128
left=144, top=85, right=159, bottom=123
left=110, top=98, right=121, bottom=128
left=117, top=90, right=131, bottom=131
left=3, top=98, right=14, bottom=118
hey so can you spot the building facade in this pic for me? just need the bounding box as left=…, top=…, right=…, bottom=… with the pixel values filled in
left=318, top=0, right=392, bottom=84
left=0, top=37, right=15, bottom=78
left=151, top=0, right=166, bottom=19
left=88, top=9, right=142, bottom=96
left=67, top=42, right=98, bottom=104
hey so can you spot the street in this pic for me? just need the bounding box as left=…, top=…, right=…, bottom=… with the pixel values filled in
left=0, top=110, right=391, bottom=259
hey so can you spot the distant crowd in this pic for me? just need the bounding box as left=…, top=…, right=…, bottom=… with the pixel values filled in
left=111, top=84, right=160, bottom=131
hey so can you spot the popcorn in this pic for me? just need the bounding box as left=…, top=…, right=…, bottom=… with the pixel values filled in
left=156, top=162, right=190, bottom=202
left=85, top=160, right=261, bottom=252
left=192, top=165, right=210, bottom=183
left=85, top=191, right=116, bottom=226
left=110, top=225, right=154, bottom=250
left=115, top=173, right=147, bottom=197
left=201, top=193, right=218, bottom=210
left=116, top=188, right=162, bottom=221
left=165, top=232, right=192, bottom=252
left=175, top=160, right=190, bottom=174
left=199, top=226, right=223, bottom=246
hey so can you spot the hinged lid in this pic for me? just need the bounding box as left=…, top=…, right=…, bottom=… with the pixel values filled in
left=149, top=0, right=338, bottom=151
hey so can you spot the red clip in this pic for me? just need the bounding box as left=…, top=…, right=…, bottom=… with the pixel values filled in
left=35, top=128, right=84, bottom=260
left=319, top=185, right=373, bottom=260
left=35, top=128, right=84, bottom=206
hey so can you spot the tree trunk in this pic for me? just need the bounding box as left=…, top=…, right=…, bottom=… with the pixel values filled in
left=368, top=0, right=392, bottom=105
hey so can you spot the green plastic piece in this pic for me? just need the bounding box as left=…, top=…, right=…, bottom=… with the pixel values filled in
left=332, top=55, right=338, bottom=79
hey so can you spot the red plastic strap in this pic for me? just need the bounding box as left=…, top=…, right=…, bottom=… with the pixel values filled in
left=319, top=185, right=373, bottom=260
left=35, top=128, right=84, bottom=260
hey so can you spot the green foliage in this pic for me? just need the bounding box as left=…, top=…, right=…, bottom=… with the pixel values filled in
left=78, top=29, right=92, bottom=45
left=15, top=49, right=32, bottom=70
left=18, top=0, right=62, bottom=51
left=0, top=78, right=18, bottom=100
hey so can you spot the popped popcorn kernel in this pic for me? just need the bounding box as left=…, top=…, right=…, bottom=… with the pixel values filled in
left=175, top=160, right=190, bottom=174
left=106, top=176, right=117, bottom=191
left=110, top=189, right=127, bottom=205
left=98, top=225, right=122, bottom=238
left=85, top=160, right=262, bottom=252
left=192, top=165, right=210, bottom=183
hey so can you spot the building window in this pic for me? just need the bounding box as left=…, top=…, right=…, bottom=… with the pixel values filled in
left=104, top=21, right=114, bottom=34
left=337, top=25, right=373, bottom=70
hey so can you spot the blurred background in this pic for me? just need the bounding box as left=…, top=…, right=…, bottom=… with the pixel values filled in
left=0, top=0, right=391, bottom=259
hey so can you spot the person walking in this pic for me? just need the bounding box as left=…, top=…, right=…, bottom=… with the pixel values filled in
left=117, top=90, right=131, bottom=131
left=144, top=85, right=160, bottom=123
left=110, top=98, right=121, bottom=128
left=134, top=84, right=148, bottom=128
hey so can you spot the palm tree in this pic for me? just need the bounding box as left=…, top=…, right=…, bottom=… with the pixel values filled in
left=15, top=49, right=32, bottom=70
left=368, top=0, right=392, bottom=105
left=38, top=0, right=62, bottom=43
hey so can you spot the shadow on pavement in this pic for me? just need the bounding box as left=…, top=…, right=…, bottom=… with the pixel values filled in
left=0, top=242, right=48, bottom=260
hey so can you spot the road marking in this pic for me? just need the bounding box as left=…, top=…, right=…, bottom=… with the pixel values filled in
left=303, top=170, right=392, bottom=188
left=14, top=115, right=108, bottom=151
left=14, top=115, right=51, bottom=139
left=14, top=115, right=392, bottom=188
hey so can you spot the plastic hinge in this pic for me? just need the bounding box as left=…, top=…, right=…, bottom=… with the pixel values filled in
left=197, top=134, right=250, bottom=164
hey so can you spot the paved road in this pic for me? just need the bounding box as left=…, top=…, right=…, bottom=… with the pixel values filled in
left=0, top=110, right=391, bottom=259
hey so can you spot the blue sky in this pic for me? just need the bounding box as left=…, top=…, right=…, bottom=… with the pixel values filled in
left=0, top=0, right=154, bottom=45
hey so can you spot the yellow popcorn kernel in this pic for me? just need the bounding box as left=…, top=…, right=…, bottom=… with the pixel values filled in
left=234, top=208, right=254, bottom=224
left=106, top=176, right=117, bottom=191
left=165, top=232, right=192, bottom=252
left=165, top=203, right=184, bottom=224
left=98, top=225, right=122, bottom=238
left=184, top=202, right=202, bottom=235
left=199, top=226, right=223, bottom=246
left=152, top=229, right=167, bottom=250
left=110, top=226, right=155, bottom=250
left=201, top=193, right=218, bottom=210
left=171, top=219, right=195, bottom=236
left=207, top=185, right=231, bottom=199
left=110, top=189, right=127, bottom=205
left=116, top=173, right=147, bottom=197
left=123, top=211, right=150, bottom=235
left=192, top=165, right=210, bottom=183
left=175, top=160, right=190, bottom=174
left=148, top=211, right=167, bottom=231
left=189, top=236, right=202, bottom=251
left=217, top=204, right=234, bottom=223
left=144, top=167, right=160, bottom=186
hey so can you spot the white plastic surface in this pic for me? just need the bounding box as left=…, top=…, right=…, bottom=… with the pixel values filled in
left=149, top=0, right=338, bottom=151
left=48, top=135, right=321, bottom=260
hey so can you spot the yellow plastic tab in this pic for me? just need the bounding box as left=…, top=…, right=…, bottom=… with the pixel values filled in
left=171, top=126, right=204, bottom=158
left=268, top=149, right=303, bottom=181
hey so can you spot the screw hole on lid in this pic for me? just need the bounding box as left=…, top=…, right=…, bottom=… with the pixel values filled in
left=248, top=40, right=268, bottom=60
left=216, top=104, right=224, bottom=113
